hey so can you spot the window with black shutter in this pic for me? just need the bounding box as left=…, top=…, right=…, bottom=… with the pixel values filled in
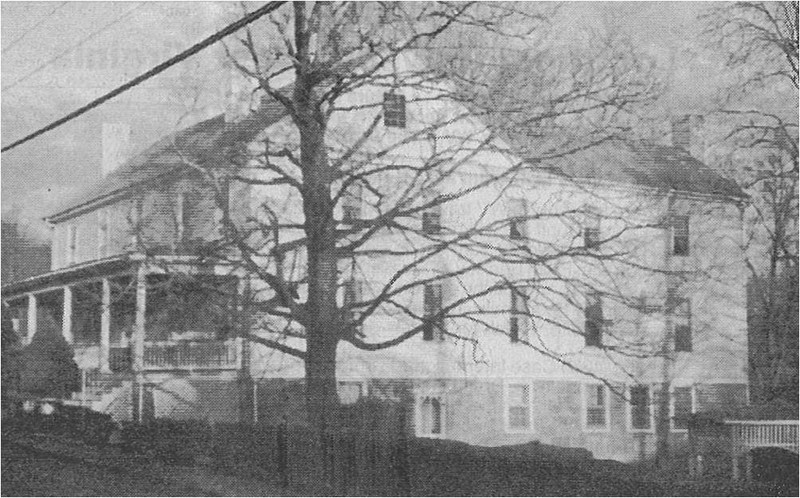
left=383, top=93, right=406, bottom=128
left=510, top=286, right=529, bottom=342
left=585, top=384, right=608, bottom=429
left=422, top=203, right=442, bottom=234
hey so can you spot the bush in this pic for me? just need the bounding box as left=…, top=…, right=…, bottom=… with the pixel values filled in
left=19, top=315, right=80, bottom=398
left=2, top=398, right=118, bottom=446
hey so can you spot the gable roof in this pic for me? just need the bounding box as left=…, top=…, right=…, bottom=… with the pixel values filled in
left=48, top=88, right=744, bottom=222
left=46, top=97, right=288, bottom=222
left=536, top=140, right=746, bottom=200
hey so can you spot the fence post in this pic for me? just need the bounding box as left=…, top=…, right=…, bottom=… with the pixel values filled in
left=277, top=415, right=288, bottom=488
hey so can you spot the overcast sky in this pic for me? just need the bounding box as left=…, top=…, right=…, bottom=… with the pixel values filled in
left=0, top=1, right=727, bottom=237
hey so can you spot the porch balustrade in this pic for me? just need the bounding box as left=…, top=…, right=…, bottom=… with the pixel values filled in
left=728, top=420, right=799, bottom=454
left=100, top=338, right=241, bottom=371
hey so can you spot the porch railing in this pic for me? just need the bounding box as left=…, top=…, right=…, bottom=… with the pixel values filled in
left=143, top=338, right=241, bottom=371
left=727, top=420, right=799, bottom=454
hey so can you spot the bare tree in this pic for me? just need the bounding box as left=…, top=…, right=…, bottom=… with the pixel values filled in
left=703, top=1, right=799, bottom=406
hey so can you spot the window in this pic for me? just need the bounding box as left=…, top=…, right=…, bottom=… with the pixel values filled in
left=342, top=278, right=363, bottom=335
left=418, top=396, right=444, bottom=437
left=510, top=286, right=529, bottom=342
left=671, top=386, right=694, bottom=431
left=629, top=385, right=652, bottom=431
left=674, top=298, right=692, bottom=352
left=422, top=203, right=442, bottom=234
left=423, top=282, right=444, bottom=341
left=342, top=183, right=363, bottom=223
left=584, top=384, right=609, bottom=431
left=66, top=225, right=77, bottom=265
left=583, top=209, right=601, bottom=249
left=509, top=199, right=527, bottom=240
left=338, top=381, right=366, bottom=405
left=584, top=292, right=603, bottom=347
left=383, top=92, right=406, bottom=128
left=97, top=211, right=109, bottom=258
left=669, top=215, right=689, bottom=256
left=506, top=383, right=533, bottom=432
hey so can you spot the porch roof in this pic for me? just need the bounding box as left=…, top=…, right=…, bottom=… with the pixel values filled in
left=1, top=255, right=137, bottom=298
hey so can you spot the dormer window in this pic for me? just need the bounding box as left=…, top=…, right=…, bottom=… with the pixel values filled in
left=383, top=92, right=406, bottom=128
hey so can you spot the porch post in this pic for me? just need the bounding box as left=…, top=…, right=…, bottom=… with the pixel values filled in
left=62, top=286, right=73, bottom=343
left=99, top=278, right=111, bottom=373
left=133, top=265, right=146, bottom=373
left=26, top=293, right=37, bottom=344
left=133, top=264, right=147, bottom=422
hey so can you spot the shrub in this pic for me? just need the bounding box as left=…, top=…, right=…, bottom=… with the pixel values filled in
left=19, top=315, right=80, bottom=398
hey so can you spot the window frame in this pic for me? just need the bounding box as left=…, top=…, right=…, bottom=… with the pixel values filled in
left=582, top=207, right=601, bottom=249
left=338, top=380, right=368, bottom=405
left=422, top=202, right=442, bottom=235
left=422, top=282, right=445, bottom=341
left=584, top=291, right=604, bottom=347
left=341, top=182, right=363, bottom=224
left=670, top=215, right=690, bottom=256
left=508, top=198, right=527, bottom=241
left=416, top=394, right=445, bottom=438
left=582, top=383, right=611, bottom=432
left=627, top=385, right=655, bottom=433
left=504, top=380, right=535, bottom=433
left=670, top=385, right=695, bottom=432
left=509, top=286, right=530, bottom=342
left=383, top=92, right=406, bottom=128
left=673, top=298, right=692, bottom=353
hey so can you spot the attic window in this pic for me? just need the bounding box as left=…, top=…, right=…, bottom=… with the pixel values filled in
left=383, top=93, right=406, bottom=128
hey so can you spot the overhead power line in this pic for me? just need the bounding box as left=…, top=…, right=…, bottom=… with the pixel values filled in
left=2, top=1, right=286, bottom=154
left=2, top=3, right=147, bottom=92
left=2, top=2, right=68, bottom=55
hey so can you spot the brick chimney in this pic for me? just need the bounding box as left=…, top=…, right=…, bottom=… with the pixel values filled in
left=101, top=123, right=131, bottom=177
left=671, top=114, right=705, bottom=162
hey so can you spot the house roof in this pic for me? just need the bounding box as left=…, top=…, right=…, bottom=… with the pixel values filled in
left=46, top=97, right=288, bottom=222
left=532, top=140, right=746, bottom=200
left=48, top=88, right=744, bottom=222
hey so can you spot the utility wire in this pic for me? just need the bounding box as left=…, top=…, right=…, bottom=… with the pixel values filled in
left=2, top=1, right=286, bottom=154
left=2, top=2, right=68, bottom=55
left=2, top=3, right=146, bottom=92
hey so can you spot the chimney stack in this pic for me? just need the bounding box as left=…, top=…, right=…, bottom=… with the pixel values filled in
left=101, top=123, right=131, bottom=177
left=671, top=114, right=705, bottom=162
left=225, top=68, right=254, bottom=123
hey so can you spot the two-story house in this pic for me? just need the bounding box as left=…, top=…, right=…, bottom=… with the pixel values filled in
left=1, top=55, right=749, bottom=462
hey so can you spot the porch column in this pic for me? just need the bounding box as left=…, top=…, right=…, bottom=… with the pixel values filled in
left=62, top=286, right=73, bottom=343
left=99, top=278, right=111, bottom=373
left=26, top=293, right=37, bottom=344
left=133, top=265, right=146, bottom=373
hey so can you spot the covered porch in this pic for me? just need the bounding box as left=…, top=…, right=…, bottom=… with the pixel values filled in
left=2, top=254, right=245, bottom=373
